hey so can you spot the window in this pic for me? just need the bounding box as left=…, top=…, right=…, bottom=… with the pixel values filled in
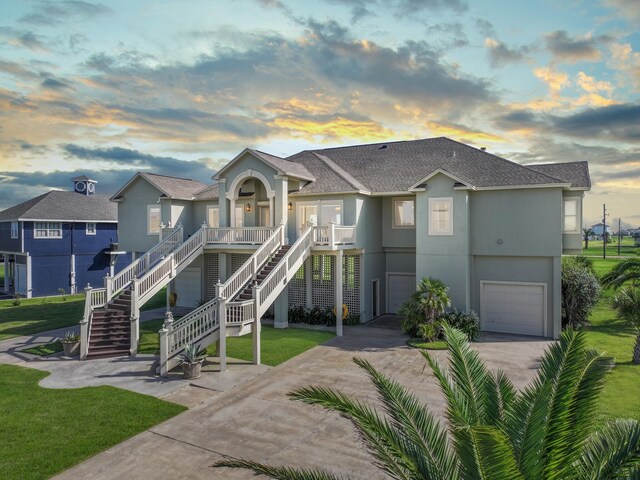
left=429, top=197, right=453, bottom=235
left=393, top=199, right=415, bottom=228
left=86, top=222, right=96, bottom=235
left=147, top=205, right=161, bottom=235
left=234, top=205, right=244, bottom=228
left=564, top=198, right=579, bottom=233
left=34, top=222, right=62, bottom=238
left=296, top=200, right=343, bottom=232
left=206, top=206, right=219, bottom=228
left=10, top=221, right=18, bottom=239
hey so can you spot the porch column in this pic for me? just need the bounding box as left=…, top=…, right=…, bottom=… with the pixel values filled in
left=335, top=251, right=343, bottom=337
left=252, top=281, right=261, bottom=365
left=274, top=288, right=288, bottom=329
left=273, top=175, right=288, bottom=231
left=269, top=196, right=275, bottom=227
left=218, top=178, right=228, bottom=227
left=26, top=254, right=32, bottom=299
left=305, top=256, right=313, bottom=308
left=229, top=198, right=236, bottom=227
left=2, top=255, right=7, bottom=292
left=218, top=253, right=228, bottom=283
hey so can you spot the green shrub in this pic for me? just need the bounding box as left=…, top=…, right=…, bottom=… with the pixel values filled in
left=416, top=322, right=439, bottom=342
left=572, top=255, right=595, bottom=275
left=399, top=277, right=451, bottom=337
left=561, top=257, right=601, bottom=329
left=288, top=305, right=306, bottom=323
left=344, top=313, right=361, bottom=326
left=11, top=294, right=21, bottom=307
left=399, top=294, right=424, bottom=337
left=438, top=310, right=480, bottom=341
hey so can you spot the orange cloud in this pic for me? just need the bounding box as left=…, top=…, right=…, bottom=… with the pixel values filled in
left=533, top=66, right=570, bottom=97
left=271, top=116, right=394, bottom=141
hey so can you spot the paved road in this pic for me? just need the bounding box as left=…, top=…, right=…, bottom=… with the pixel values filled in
left=53, top=324, right=552, bottom=480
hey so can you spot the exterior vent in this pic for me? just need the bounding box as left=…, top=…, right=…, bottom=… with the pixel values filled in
left=378, top=145, right=388, bottom=150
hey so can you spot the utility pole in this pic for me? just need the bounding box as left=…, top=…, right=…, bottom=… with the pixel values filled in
left=603, top=204, right=607, bottom=259
left=618, top=218, right=622, bottom=256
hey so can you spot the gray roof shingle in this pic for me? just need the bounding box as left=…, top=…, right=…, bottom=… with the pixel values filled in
left=138, top=172, right=209, bottom=200
left=193, top=184, right=220, bottom=201
left=526, top=162, right=591, bottom=189
left=0, top=191, right=117, bottom=222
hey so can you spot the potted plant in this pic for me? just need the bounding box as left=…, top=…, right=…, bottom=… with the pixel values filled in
left=61, top=331, right=80, bottom=356
left=180, top=343, right=206, bottom=379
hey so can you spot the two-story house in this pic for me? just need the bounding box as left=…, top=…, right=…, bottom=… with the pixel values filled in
left=0, top=177, right=129, bottom=297
left=81, top=137, right=589, bottom=371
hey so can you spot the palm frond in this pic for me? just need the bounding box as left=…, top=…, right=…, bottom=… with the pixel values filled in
left=213, top=458, right=348, bottom=480
left=484, top=370, right=516, bottom=428
left=353, top=357, right=458, bottom=479
left=468, top=426, right=525, bottom=480
left=601, top=258, right=640, bottom=289
left=573, top=419, right=640, bottom=480
left=289, top=386, right=418, bottom=479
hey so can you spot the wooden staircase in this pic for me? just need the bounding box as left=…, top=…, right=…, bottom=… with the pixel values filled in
left=86, top=290, right=132, bottom=359
left=234, top=245, right=292, bottom=302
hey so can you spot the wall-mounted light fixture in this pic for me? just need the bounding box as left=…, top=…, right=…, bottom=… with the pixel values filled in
left=245, top=203, right=252, bottom=213
left=288, top=201, right=293, bottom=211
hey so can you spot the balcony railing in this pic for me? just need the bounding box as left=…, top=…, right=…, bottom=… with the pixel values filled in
left=313, top=223, right=356, bottom=248
left=206, top=227, right=277, bottom=245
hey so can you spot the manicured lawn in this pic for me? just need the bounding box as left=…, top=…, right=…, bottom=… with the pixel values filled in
left=583, top=257, right=640, bottom=423
left=0, top=364, right=186, bottom=480
left=22, top=341, right=63, bottom=356
left=582, top=237, right=639, bottom=257
left=0, top=264, right=4, bottom=289
left=138, top=318, right=335, bottom=366
left=0, top=295, right=85, bottom=341
left=407, top=338, right=448, bottom=350
left=140, top=286, right=167, bottom=311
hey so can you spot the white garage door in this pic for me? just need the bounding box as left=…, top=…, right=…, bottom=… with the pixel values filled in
left=480, top=281, right=546, bottom=337
left=175, top=268, right=202, bottom=308
left=387, top=274, right=416, bottom=314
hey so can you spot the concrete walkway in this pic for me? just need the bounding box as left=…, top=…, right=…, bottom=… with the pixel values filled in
left=51, top=325, right=553, bottom=480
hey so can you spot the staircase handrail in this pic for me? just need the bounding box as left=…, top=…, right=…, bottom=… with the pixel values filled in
left=256, top=225, right=314, bottom=316
left=219, top=224, right=284, bottom=301
left=107, top=225, right=184, bottom=298
left=135, top=225, right=207, bottom=304
left=166, top=299, right=219, bottom=359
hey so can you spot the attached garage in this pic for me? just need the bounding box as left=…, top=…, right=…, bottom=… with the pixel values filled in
left=480, top=281, right=546, bottom=337
left=387, top=273, right=415, bottom=314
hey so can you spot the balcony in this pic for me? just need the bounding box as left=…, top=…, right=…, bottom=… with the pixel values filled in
left=204, top=225, right=356, bottom=249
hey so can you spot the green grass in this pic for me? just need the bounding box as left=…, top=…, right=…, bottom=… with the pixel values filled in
left=0, top=294, right=85, bottom=341
left=582, top=237, right=639, bottom=257
left=140, top=286, right=167, bottom=311
left=138, top=318, right=335, bottom=367
left=22, top=341, right=63, bottom=356
left=407, top=338, right=448, bottom=350
left=582, top=257, right=640, bottom=422
left=0, top=364, right=186, bottom=480
left=0, top=263, right=4, bottom=289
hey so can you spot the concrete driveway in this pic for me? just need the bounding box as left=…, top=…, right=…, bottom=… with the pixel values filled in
left=53, top=323, right=552, bottom=480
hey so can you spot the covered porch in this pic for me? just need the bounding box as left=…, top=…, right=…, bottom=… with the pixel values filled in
left=0, top=251, right=31, bottom=298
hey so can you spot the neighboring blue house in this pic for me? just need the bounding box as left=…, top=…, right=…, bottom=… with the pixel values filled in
left=590, top=222, right=612, bottom=237
left=0, top=176, right=129, bottom=298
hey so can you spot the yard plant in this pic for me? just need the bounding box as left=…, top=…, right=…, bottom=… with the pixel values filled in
left=216, top=324, right=640, bottom=479
left=611, top=287, right=640, bottom=364
left=399, top=276, right=450, bottom=337
left=561, top=257, right=601, bottom=329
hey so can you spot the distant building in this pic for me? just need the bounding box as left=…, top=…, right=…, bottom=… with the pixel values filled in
left=590, top=223, right=612, bottom=237
left=0, top=176, right=129, bottom=298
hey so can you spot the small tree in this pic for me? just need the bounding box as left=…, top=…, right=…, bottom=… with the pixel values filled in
left=562, top=257, right=601, bottom=329
left=612, top=287, right=640, bottom=364
left=399, top=277, right=451, bottom=337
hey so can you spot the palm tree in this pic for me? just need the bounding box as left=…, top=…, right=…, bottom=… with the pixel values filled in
left=215, top=325, right=640, bottom=479
left=612, top=287, right=640, bottom=364
left=583, top=228, right=593, bottom=249
left=416, top=277, right=451, bottom=323
left=602, top=258, right=640, bottom=289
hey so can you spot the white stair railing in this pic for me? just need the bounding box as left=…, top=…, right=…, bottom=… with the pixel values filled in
left=105, top=225, right=184, bottom=300
left=207, top=227, right=277, bottom=244
left=256, top=225, right=314, bottom=318
left=79, top=285, right=107, bottom=360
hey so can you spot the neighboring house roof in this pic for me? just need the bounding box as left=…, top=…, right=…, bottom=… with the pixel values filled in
left=526, top=161, right=591, bottom=189
left=111, top=172, right=209, bottom=201
left=0, top=191, right=117, bottom=222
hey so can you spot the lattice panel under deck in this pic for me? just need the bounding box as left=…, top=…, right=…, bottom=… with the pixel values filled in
left=204, top=254, right=219, bottom=301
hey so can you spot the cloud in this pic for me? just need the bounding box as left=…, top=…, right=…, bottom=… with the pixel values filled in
left=548, top=103, right=640, bottom=142
left=393, top=0, right=468, bottom=16
left=0, top=27, right=50, bottom=52
left=19, top=1, right=112, bottom=26
left=321, top=0, right=467, bottom=22
left=608, top=43, right=640, bottom=92
left=604, top=0, right=640, bottom=23
left=484, top=38, right=533, bottom=68
left=533, top=66, right=570, bottom=97
left=323, top=0, right=375, bottom=23
left=41, top=77, right=73, bottom=90
left=544, top=30, right=612, bottom=63
left=425, top=22, right=468, bottom=50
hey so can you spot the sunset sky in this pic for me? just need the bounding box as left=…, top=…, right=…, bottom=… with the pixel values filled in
left=1, top=0, right=639, bottom=226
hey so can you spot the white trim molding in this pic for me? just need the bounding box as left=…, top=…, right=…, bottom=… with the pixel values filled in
left=226, top=168, right=276, bottom=201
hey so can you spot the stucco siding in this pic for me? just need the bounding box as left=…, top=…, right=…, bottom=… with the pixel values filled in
left=470, top=188, right=563, bottom=257
left=116, top=177, right=162, bottom=252
left=220, top=153, right=278, bottom=194
left=381, top=196, right=416, bottom=249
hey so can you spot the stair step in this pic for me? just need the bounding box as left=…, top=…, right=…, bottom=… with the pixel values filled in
left=86, top=349, right=130, bottom=359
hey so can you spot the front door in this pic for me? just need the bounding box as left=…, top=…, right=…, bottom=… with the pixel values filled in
left=259, top=206, right=270, bottom=227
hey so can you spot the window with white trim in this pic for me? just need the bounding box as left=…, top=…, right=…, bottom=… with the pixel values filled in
left=393, top=198, right=415, bottom=228
left=34, top=222, right=62, bottom=238
left=86, top=222, right=96, bottom=235
left=428, top=197, right=453, bottom=236
left=206, top=206, right=219, bottom=228
left=147, top=205, right=161, bottom=235
left=10, top=221, right=18, bottom=239
left=563, top=198, right=579, bottom=233
left=296, top=200, right=343, bottom=232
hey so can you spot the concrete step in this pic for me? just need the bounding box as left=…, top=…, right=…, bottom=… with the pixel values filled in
left=86, top=348, right=130, bottom=359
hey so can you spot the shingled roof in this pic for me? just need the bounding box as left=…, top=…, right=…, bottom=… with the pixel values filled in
left=0, top=191, right=117, bottom=222
left=111, top=172, right=209, bottom=201
left=526, top=161, right=591, bottom=189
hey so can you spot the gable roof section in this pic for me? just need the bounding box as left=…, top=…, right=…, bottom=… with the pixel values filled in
left=0, top=191, right=117, bottom=222
left=111, top=172, right=209, bottom=201
left=193, top=184, right=220, bottom=201
left=215, top=148, right=316, bottom=182
left=526, top=161, right=591, bottom=189
left=290, top=137, right=571, bottom=194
